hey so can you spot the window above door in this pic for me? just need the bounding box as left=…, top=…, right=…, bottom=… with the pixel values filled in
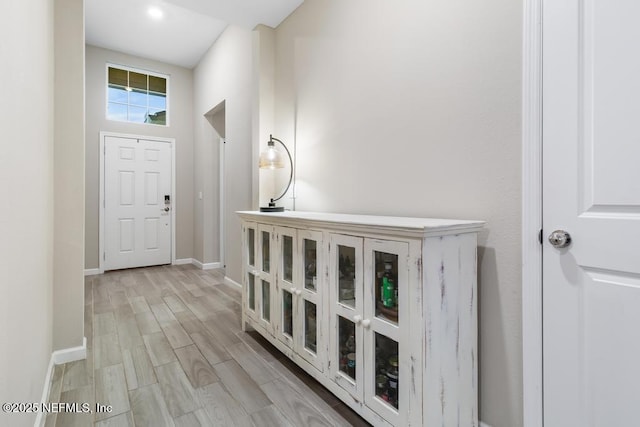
left=106, top=64, right=169, bottom=126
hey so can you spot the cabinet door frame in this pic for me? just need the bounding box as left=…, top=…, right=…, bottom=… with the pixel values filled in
left=274, top=226, right=297, bottom=349
left=242, top=222, right=259, bottom=323
left=363, top=238, right=409, bottom=426
left=296, top=229, right=325, bottom=371
left=256, top=224, right=276, bottom=334
left=328, top=233, right=364, bottom=400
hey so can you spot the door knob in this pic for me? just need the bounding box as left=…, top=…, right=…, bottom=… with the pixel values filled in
left=163, top=206, right=170, bottom=212
left=361, top=319, right=371, bottom=328
left=548, top=230, right=571, bottom=248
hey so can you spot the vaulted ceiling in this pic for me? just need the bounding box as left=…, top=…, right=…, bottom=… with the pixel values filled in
left=85, top=0, right=304, bottom=68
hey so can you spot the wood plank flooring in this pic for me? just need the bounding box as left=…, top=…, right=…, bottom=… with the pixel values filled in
left=45, top=265, right=370, bottom=426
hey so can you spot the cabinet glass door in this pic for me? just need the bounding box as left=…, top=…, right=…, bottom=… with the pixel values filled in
left=256, top=225, right=275, bottom=333
left=275, top=227, right=296, bottom=348
left=364, top=239, right=409, bottom=426
left=243, top=223, right=258, bottom=322
left=329, top=233, right=363, bottom=399
left=297, top=230, right=324, bottom=371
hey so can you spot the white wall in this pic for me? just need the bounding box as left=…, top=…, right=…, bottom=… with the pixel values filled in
left=54, top=0, right=85, bottom=351
left=194, top=26, right=254, bottom=283
left=272, top=1, right=523, bottom=426
left=85, top=45, right=195, bottom=268
left=0, top=0, right=55, bottom=425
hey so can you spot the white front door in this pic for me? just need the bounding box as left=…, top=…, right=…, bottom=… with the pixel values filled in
left=543, top=1, right=640, bottom=425
left=104, top=135, right=172, bottom=270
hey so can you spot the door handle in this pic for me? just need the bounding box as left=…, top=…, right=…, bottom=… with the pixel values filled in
left=548, top=230, right=571, bottom=248
left=163, top=206, right=170, bottom=212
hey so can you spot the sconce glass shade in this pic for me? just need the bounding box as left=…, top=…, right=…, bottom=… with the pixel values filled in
left=259, top=146, right=286, bottom=169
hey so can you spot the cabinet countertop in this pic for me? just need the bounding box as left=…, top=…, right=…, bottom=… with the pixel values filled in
left=237, top=210, right=485, bottom=237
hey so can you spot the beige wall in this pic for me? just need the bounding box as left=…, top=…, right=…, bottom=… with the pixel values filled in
left=54, top=0, right=85, bottom=351
left=194, top=26, right=254, bottom=283
left=0, top=0, right=55, bottom=425
left=272, top=1, right=523, bottom=426
left=85, top=45, right=195, bottom=268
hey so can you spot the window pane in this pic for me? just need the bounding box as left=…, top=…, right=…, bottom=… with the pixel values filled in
left=304, top=300, right=317, bottom=354
left=149, top=92, right=166, bottom=110
left=375, top=251, right=399, bottom=325
left=108, top=67, right=127, bottom=86
left=282, top=235, right=293, bottom=283
left=248, top=228, right=255, bottom=267
left=375, top=333, right=399, bottom=409
left=107, top=102, right=127, bottom=121
left=149, top=75, right=166, bottom=93
left=129, top=72, right=147, bottom=91
left=106, top=66, right=168, bottom=126
left=248, top=274, right=255, bottom=310
left=262, top=231, right=270, bottom=273
left=146, top=109, right=166, bottom=125
left=282, top=291, right=293, bottom=337
left=338, top=245, right=356, bottom=308
left=304, top=239, right=317, bottom=291
left=128, top=105, right=147, bottom=123
left=262, top=280, right=270, bottom=321
left=129, top=89, right=147, bottom=107
left=108, top=86, right=128, bottom=103
left=338, top=316, right=356, bottom=380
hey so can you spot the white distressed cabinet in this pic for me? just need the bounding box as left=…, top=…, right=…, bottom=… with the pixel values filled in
left=239, top=211, right=484, bottom=426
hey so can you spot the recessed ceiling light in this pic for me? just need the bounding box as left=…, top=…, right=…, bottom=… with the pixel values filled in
left=148, top=6, right=164, bottom=20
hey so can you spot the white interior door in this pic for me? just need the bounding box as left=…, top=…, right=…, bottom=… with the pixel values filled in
left=543, top=1, right=640, bottom=425
left=104, top=135, right=172, bottom=270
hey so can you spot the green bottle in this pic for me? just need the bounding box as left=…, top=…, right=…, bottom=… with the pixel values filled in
left=383, top=277, right=395, bottom=308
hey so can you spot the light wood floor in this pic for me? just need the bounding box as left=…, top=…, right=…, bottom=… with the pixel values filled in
left=44, top=264, right=370, bottom=427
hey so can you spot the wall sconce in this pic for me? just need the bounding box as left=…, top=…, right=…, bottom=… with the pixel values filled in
left=259, top=134, right=293, bottom=212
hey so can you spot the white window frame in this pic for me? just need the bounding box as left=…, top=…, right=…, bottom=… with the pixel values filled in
left=105, top=63, right=170, bottom=127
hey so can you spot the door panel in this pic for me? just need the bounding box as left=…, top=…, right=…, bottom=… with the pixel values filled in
left=543, top=1, right=640, bottom=425
left=105, top=135, right=172, bottom=270
left=119, top=219, right=134, bottom=252
left=145, top=172, right=159, bottom=205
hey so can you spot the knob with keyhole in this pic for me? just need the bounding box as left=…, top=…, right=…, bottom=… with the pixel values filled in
left=548, top=230, right=571, bottom=248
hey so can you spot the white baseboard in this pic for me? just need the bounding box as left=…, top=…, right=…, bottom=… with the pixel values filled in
left=191, top=259, right=222, bottom=270
left=201, top=262, right=221, bottom=270
left=224, top=276, right=242, bottom=289
left=173, top=258, right=222, bottom=270
left=34, top=354, right=56, bottom=427
left=480, top=422, right=494, bottom=427
left=53, top=337, right=87, bottom=365
left=34, top=337, right=87, bottom=427
left=84, top=268, right=100, bottom=276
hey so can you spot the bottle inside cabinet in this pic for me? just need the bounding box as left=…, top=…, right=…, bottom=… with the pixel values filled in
left=338, top=316, right=357, bottom=381
left=374, top=251, right=398, bottom=324
left=375, top=333, right=399, bottom=409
